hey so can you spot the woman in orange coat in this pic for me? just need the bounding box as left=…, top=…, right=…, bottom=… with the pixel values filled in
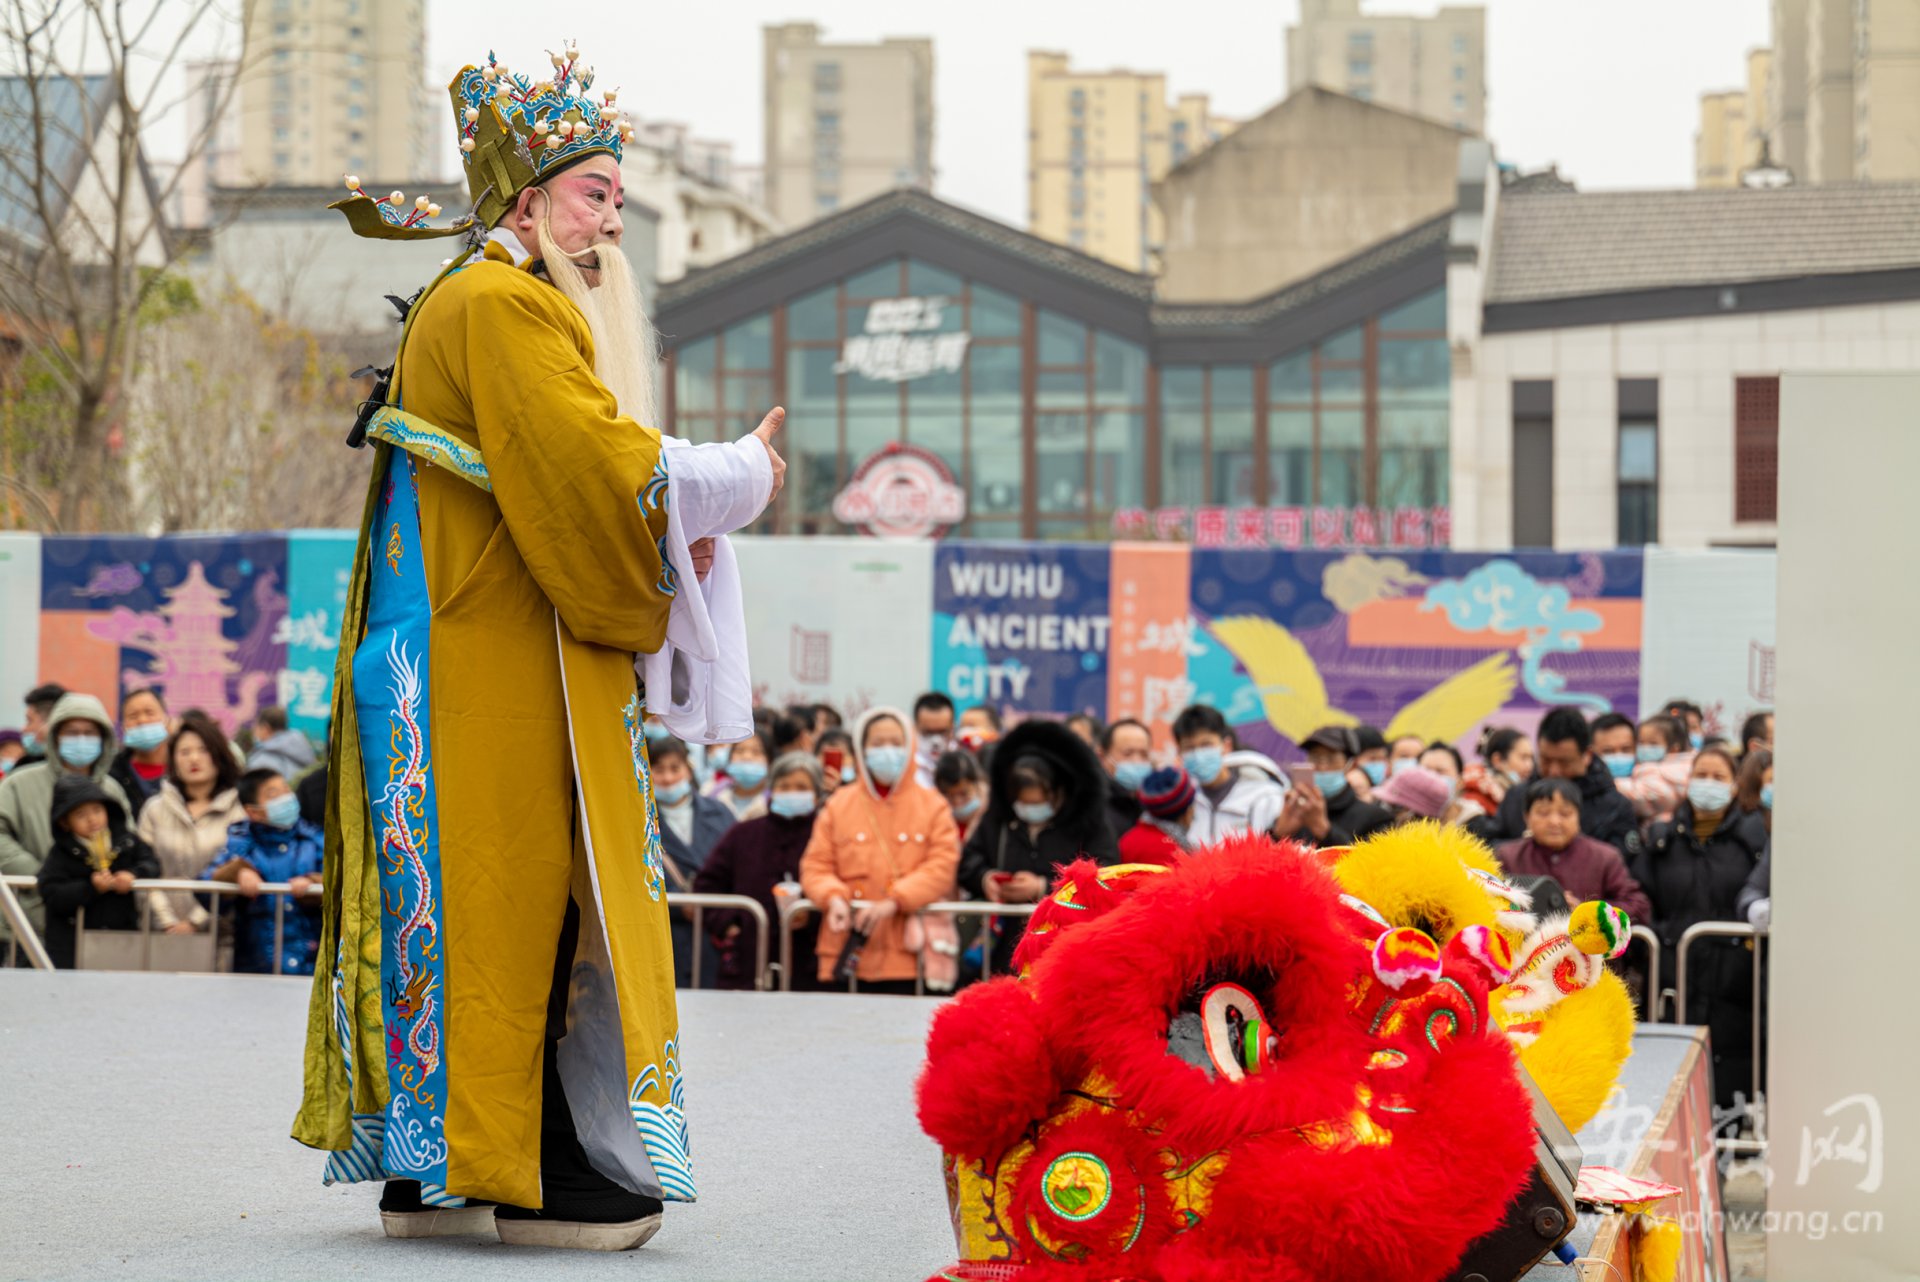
left=799, top=706, right=960, bottom=993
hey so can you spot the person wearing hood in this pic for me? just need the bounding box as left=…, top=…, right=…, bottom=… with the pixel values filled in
left=800, top=707, right=960, bottom=993
left=35, top=774, right=160, bottom=968
left=109, top=687, right=173, bottom=820
left=1272, top=726, right=1394, bottom=849
left=695, top=752, right=828, bottom=991
left=245, top=706, right=315, bottom=780
left=1476, top=708, right=1642, bottom=859
left=1171, top=705, right=1287, bottom=845
left=959, top=718, right=1118, bottom=976
left=0, top=691, right=132, bottom=951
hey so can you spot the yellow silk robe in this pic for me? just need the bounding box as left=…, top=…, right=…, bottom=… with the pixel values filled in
left=293, top=243, right=690, bottom=1210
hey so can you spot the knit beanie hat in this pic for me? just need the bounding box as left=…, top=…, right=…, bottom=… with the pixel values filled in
left=1140, top=766, right=1196, bottom=821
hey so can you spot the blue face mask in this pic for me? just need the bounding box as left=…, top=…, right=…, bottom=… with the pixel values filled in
left=1113, top=760, right=1153, bottom=792
left=21, top=731, right=39, bottom=755
left=655, top=779, right=692, bottom=806
left=643, top=722, right=670, bottom=744
left=952, top=795, right=983, bottom=821
left=1361, top=760, right=1388, bottom=786
left=865, top=745, right=909, bottom=785
left=1636, top=744, right=1667, bottom=765
left=1602, top=752, right=1635, bottom=779
left=1313, top=770, right=1349, bottom=797
left=728, top=761, right=768, bottom=790
left=58, top=735, right=103, bottom=768
left=1181, top=746, right=1224, bottom=784
left=1759, top=783, right=1773, bottom=812
left=1687, top=779, right=1733, bottom=814
left=841, top=765, right=857, bottom=784
left=1014, top=801, right=1057, bottom=826
left=263, top=792, right=302, bottom=830
left=768, top=791, right=816, bottom=819
left=1689, top=732, right=1705, bottom=751
left=123, top=722, right=168, bottom=753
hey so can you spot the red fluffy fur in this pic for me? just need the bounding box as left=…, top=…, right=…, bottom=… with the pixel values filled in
left=917, top=834, right=1537, bottom=1282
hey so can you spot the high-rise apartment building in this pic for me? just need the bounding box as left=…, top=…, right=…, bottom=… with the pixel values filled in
left=1027, top=52, right=1236, bottom=271
left=763, top=23, right=933, bottom=227
left=1770, top=0, right=1920, bottom=182
left=1696, top=49, right=1773, bottom=188
left=1285, top=0, right=1485, bottom=133
left=238, top=0, right=434, bottom=186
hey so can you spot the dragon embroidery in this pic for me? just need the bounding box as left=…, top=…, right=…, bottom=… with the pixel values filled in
left=379, top=636, right=442, bottom=1103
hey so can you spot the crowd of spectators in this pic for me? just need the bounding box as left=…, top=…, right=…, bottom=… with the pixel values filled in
left=1, top=680, right=1777, bottom=1100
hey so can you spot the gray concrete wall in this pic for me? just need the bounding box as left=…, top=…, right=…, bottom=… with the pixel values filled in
left=1154, top=88, right=1464, bottom=304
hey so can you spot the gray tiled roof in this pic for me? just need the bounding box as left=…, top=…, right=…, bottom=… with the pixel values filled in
left=1488, top=183, right=1920, bottom=304
left=661, top=187, right=1153, bottom=309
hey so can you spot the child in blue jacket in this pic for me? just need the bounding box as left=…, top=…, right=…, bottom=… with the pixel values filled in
left=203, top=767, right=324, bottom=975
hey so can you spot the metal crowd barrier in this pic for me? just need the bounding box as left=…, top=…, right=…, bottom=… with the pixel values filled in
left=4, top=874, right=772, bottom=991
left=1674, top=919, right=1768, bottom=1154
left=668, top=892, right=772, bottom=991
left=1628, top=924, right=1664, bottom=1022
left=776, top=896, right=1038, bottom=995
left=4, top=873, right=317, bottom=974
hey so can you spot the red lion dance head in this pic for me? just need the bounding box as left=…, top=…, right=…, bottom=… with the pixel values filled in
left=917, top=836, right=1538, bottom=1282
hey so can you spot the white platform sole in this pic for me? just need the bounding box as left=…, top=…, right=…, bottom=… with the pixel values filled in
left=494, top=1213, right=664, bottom=1252
left=379, top=1204, right=500, bottom=1238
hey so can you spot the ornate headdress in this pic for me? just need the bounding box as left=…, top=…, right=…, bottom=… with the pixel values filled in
left=330, top=42, right=634, bottom=241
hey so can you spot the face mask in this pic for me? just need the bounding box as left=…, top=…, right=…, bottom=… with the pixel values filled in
left=1362, top=760, right=1387, bottom=786
left=123, top=723, right=168, bottom=753
left=708, top=747, right=731, bottom=772
left=952, top=795, right=983, bottom=821
left=263, top=792, right=302, bottom=830
left=1636, top=745, right=1666, bottom=765
left=0, top=758, right=12, bottom=776
left=768, top=791, right=816, bottom=819
left=1313, top=770, right=1348, bottom=797
left=841, top=765, right=857, bottom=784
left=21, top=731, right=39, bottom=755
left=1759, top=783, right=1773, bottom=812
left=1014, top=801, right=1057, bottom=826
left=1182, top=746, right=1223, bottom=783
left=58, top=735, right=103, bottom=768
left=1687, top=779, right=1732, bottom=814
left=643, top=722, right=670, bottom=744
left=1602, top=752, right=1635, bottom=779
left=1689, top=732, right=1705, bottom=751
left=921, top=734, right=950, bottom=759
left=728, top=761, right=768, bottom=790
left=865, top=745, right=909, bottom=785
left=1113, top=760, right=1152, bottom=792
left=655, top=779, right=692, bottom=806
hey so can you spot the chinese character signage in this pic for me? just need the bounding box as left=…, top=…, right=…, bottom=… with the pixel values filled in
left=832, top=442, right=967, bottom=539
left=836, top=295, right=972, bottom=383
left=1111, top=505, right=1452, bottom=549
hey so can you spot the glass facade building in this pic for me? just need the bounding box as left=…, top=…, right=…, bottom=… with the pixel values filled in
left=658, top=191, right=1451, bottom=541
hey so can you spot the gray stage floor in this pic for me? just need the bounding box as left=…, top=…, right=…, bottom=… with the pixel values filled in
left=0, top=971, right=955, bottom=1281
left=0, top=971, right=1694, bottom=1282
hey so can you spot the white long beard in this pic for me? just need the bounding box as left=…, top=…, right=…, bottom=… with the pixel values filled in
left=534, top=219, right=661, bottom=428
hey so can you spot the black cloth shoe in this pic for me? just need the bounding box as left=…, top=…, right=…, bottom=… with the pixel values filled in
left=377, top=1180, right=497, bottom=1239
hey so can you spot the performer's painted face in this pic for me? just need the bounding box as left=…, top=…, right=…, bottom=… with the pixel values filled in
left=513, top=154, right=625, bottom=278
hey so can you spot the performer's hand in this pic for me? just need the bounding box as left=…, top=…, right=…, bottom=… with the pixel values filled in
left=826, top=895, right=852, bottom=934
left=689, top=537, right=716, bottom=582
left=749, top=406, right=786, bottom=505
left=854, top=896, right=898, bottom=934
left=237, top=866, right=265, bottom=899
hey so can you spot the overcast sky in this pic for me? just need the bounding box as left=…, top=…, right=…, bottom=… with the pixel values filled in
left=429, top=0, right=1771, bottom=222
